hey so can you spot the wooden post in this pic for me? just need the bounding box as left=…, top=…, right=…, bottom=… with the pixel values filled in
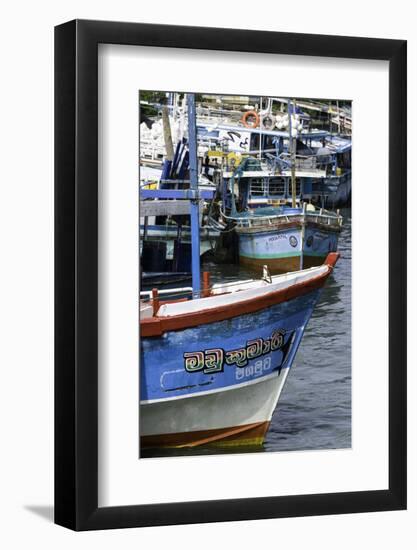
left=162, top=105, right=174, bottom=161
left=202, top=271, right=211, bottom=297
left=151, top=288, right=159, bottom=316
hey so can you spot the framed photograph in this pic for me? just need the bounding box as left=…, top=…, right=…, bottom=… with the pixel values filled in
left=55, top=19, right=406, bottom=530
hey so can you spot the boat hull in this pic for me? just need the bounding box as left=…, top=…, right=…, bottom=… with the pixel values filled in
left=239, top=253, right=326, bottom=273
left=140, top=288, right=322, bottom=448
left=238, top=223, right=339, bottom=274
left=141, top=370, right=289, bottom=448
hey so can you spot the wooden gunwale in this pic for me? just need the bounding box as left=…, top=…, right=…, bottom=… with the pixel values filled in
left=140, top=253, right=339, bottom=338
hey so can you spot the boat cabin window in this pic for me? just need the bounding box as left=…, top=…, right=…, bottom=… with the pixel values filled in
left=268, top=178, right=286, bottom=196
left=250, top=133, right=260, bottom=150
left=249, top=133, right=276, bottom=152
left=249, top=178, right=265, bottom=196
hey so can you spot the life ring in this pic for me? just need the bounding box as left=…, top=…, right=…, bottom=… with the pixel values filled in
left=241, top=110, right=260, bottom=128
left=261, top=113, right=275, bottom=130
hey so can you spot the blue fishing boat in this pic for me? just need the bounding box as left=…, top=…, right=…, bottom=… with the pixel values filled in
left=220, top=163, right=343, bottom=274
left=139, top=93, right=340, bottom=450
left=220, top=110, right=343, bottom=274
left=140, top=253, right=339, bottom=448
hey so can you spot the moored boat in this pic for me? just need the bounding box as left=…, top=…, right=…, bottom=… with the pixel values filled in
left=140, top=252, right=339, bottom=449
left=218, top=127, right=343, bottom=274
left=234, top=204, right=342, bottom=274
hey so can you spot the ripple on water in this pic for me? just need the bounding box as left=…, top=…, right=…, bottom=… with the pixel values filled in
left=264, top=208, right=351, bottom=453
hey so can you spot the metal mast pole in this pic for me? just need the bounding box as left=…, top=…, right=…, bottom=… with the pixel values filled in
left=187, top=93, right=201, bottom=297
left=289, top=98, right=297, bottom=208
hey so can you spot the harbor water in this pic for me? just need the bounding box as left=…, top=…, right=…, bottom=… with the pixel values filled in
left=141, top=207, right=351, bottom=458
left=265, top=207, right=351, bottom=452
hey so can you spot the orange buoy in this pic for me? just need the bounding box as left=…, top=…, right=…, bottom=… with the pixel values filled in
left=241, top=110, right=260, bottom=128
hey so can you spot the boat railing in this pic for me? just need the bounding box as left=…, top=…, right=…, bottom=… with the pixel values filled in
left=139, top=261, right=332, bottom=314
left=139, top=273, right=284, bottom=307
left=248, top=176, right=299, bottom=198
left=140, top=140, right=165, bottom=163
left=228, top=209, right=343, bottom=229
left=140, top=287, right=194, bottom=299
left=140, top=269, right=262, bottom=306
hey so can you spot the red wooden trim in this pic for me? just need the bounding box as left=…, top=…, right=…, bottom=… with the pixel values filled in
left=202, top=271, right=211, bottom=298
left=325, top=252, right=340, bottom=267
left=151, top=288, right=159, bottom=316
left=140, top=254, right=339, bottom=338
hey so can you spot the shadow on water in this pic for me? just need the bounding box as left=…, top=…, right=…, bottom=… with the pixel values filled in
left=143, top=208, right=352, bottom=458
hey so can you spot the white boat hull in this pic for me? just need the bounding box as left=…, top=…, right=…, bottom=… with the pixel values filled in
left=140, top=368, right=290, bottom=448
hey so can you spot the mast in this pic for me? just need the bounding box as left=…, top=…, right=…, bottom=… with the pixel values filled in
left=288, top=98, right=297, bottom=208
left=187, top=93, right=201, bottom=297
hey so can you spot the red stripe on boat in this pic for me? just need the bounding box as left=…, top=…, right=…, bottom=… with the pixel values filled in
left=141, top=253, right=339, bottom=338
left=141, top=421, right=270, bottom=449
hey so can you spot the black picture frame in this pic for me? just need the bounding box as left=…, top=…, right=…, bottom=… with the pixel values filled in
left=55, top=19, right=407, bottom=531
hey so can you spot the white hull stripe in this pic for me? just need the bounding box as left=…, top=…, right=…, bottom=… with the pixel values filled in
left=140, top=368, right=285, bottom=404
left=140, top=368, right=290, bottom=436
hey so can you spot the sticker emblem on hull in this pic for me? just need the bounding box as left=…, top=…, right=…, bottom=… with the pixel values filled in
left=289, top=236, right=298, bottom=248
